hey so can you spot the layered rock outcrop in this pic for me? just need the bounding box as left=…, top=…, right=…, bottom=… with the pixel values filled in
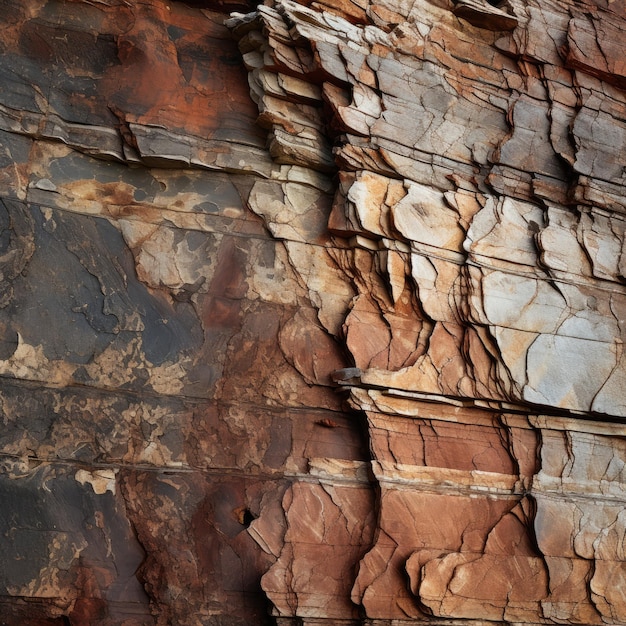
left=0, top=0, right=625, bottom=624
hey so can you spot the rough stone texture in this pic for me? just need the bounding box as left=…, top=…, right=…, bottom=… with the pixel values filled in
left=0, top=0, right=625, bottom=624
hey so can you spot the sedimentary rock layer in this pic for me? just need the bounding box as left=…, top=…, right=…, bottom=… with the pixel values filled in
left=227, top=0, right=626, bottom=623
left=0, top=0, right=625, bottom=624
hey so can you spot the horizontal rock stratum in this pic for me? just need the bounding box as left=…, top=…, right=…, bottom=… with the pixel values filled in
left=0, top=0, right=625, bottom=624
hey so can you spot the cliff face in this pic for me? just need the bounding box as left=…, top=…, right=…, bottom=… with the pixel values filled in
left=0, top=0, right=625, bottom=624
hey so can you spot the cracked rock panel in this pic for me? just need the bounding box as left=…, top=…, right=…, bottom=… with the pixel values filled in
left=1, top=0, right=626, bottom=623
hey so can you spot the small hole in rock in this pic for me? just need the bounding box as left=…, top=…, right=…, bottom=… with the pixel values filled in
left=234, top=506, right=256, bottom=527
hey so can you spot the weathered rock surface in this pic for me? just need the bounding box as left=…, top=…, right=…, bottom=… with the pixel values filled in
left=0, top=0, right=625, bottom=623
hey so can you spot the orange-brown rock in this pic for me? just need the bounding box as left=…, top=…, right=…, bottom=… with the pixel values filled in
left=1, top=0, right=626, bottom=623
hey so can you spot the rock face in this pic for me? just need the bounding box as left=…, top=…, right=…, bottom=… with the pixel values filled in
left=0, top=0, right=625, bottom=624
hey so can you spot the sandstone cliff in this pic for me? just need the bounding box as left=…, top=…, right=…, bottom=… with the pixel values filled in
left=0, top=0, right=625, bottom=624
